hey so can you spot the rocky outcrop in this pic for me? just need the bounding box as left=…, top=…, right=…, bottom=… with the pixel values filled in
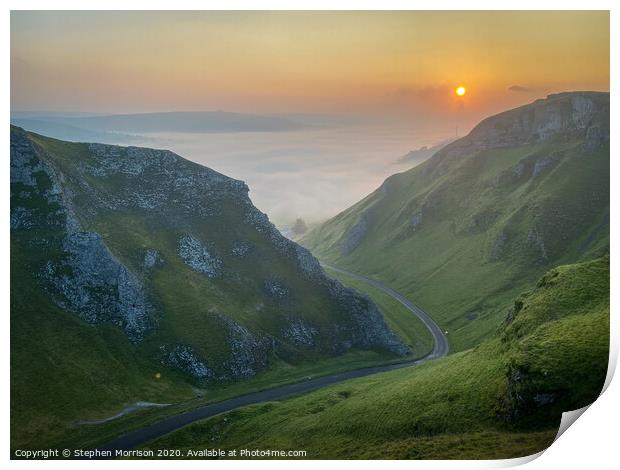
left=44, top=232, right=154, bottom=341
left=10, top=127, right=73, bottom=231
left=143, top=248, right=162, bottom=270
left=178, top=234, right=222, bottom=277
left=341, top=215, right=368, bottom=255
left=11, top=127, right=155, bottom=342
left=426, top=92, right=609, bottom=177
left=10, top=206, right=33, bottom=230
left=489, top=230, right=508, bottom=262
left=231, top=240, right=251, bottom=257
left=160, top=345, right=213, bottom=380
left=215, top=314, right=270, bottom=380
left=75, top=142, right=249, bottom=219
left=264, top=279, right=289, bottom=299
left=532, top=155, right=557, bottom=178
left=465, top=92, right=608, bottom=151
left=527, top=228, right=548, bottom=261
left=282, top=319, right=318, bottom=347
left=293, top=244, right=324, bottom=280
left=411, top=209, right=423, bottom=230
left=465, top=209, right=498, bottom=235
left=160, top=314, right=271, bottom=383
left=326, top=281, right=409, bottom=356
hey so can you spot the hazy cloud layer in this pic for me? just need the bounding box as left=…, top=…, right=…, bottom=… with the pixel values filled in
left=508, top=85, right=533, bottom=92
left=127, top=124, right=451, bottom=227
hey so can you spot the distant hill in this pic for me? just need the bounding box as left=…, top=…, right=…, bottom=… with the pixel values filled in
left=11, top=111, right=307, bottom=140
left=61, top=111, right=307, bottom=133
left=302, top=91, right=610, bottom=351
left=396, top=137, right=457, bottom=166
left=9, top=117, right=146, bottom=144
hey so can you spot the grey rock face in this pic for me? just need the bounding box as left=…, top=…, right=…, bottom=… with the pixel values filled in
left=534, top=393, right=556, bottom=406
left=10, top=207, right=33, bottom=229
left=231, top=240, right=251, bottom=257
left=11, top=127, right=155, bottom=343
left=264, top=279, right=289, bottom=299
left=512, top=162, right=525, bottom=179
left=178, top=235, right=222, bottom=277
left=583, top=124, right=609, bottom=151
left=243, top=207, right=290, bottom=253
left=341, top=215, right=368, bottom=255
left=283, top=319, right=318, bottom=347
left=527, top=228, right=548, bottom=261
left=489, top=230, right=508, bottom=262
left=571, top=94, right=596, bottom=127
left=465, top=210, right=498, bottom=235
left=426, top=92, right=609, bottom=177
left=160, top=345, right=213, bottom=380
left=45, top=231, right=154, bottom=341
left=88, top=143, right=178, bottom=178
left=469, top=92, right=608, bottom=149
left=411, top=209, right=423, bottom=230
left=160, top=316, right=270, bottom=382
left=143, top=248, right=162, bottom=270
left=80, top=142, right=248, bottom=218
left=293, top=244, right=324, bottom=279
left=216, top=315, right=270, bottom=380
left=11, top=131, right=46, bottom=187
left=532, top=155, right=557, bottom=178
left=11, top=127, right=76, bottom=232
left=326, top=281, right=408, bottom=356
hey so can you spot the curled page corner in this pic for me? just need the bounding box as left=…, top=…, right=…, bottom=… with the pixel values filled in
left=490, top=450, right=545, bottom=468
left=487, top=405, right=591, bottom=469
left=489, top=402, right=598, bottom=468
left=554, top=404, right=591, bottom=442
left=549, top=343, right=620, bottom=444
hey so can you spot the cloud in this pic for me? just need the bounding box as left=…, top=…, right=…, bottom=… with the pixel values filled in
left=508, top=85, right=532, bottom=93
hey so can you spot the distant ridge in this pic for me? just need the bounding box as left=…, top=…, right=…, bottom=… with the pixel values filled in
left=396, top=137, right=457, bottom=166
left=10, top=111, right=309, bottom=142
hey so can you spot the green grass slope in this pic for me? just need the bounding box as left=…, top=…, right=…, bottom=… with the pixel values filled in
left=302, top=92, right=609, bottom=351
left=143, top=255, right=609, bottom=459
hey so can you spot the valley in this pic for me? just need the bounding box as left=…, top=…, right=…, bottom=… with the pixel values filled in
left=139, top=255, right=610, bottom=459
left=10, top=91, right=610, bottom=459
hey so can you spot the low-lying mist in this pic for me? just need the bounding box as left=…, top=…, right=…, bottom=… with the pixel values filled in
left=129, top=124, right=452, bottom=227
left=11, top=112, right=456, bottom=227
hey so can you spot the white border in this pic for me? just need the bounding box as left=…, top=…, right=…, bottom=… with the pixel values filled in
left=3, top=2, right=617, bottom=469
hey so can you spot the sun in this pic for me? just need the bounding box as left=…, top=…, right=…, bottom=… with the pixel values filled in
left=455, top=86, right=467, bottom=96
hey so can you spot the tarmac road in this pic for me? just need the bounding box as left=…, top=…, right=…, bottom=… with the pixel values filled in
left=95, top=265, right=449, bottom=454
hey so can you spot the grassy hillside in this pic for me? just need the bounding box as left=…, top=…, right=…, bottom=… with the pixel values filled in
left=302, top=92, right=609, bottom=352
left=142, top=256, right=609, bottom=459
left=11, top=126, right=422, bottom=450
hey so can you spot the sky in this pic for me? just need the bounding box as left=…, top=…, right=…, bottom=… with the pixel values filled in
left=11, top=11, right=609, bottom=120
left=10, top=11, right=610, bottom=225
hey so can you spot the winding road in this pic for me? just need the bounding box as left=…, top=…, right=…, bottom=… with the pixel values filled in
left=96, top=265, right=448, bottom=454
left=323, top=264, right=449, bottom=359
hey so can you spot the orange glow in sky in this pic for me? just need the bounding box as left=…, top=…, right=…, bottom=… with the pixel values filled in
left=10, top=11, right=609, bottom=123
